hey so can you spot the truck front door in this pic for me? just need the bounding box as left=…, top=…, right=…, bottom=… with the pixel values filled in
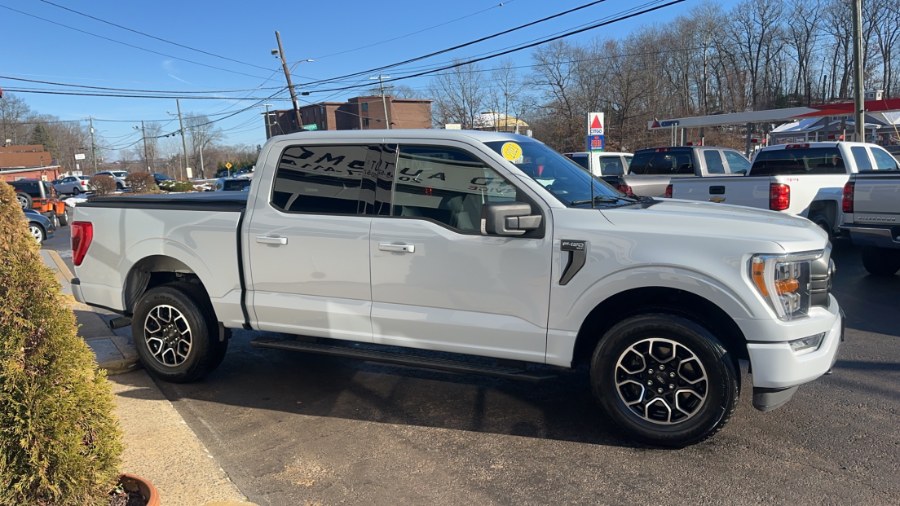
left=368, top=142, right=553, bottom=363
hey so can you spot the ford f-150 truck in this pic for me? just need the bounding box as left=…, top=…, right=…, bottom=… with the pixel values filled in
left=841, top=171, right=900, bottom=275
left=669, top=142, right=899, bottom=238
left=71, top=130, right=843, bottom=447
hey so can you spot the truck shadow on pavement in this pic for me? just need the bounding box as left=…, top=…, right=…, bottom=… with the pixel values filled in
left=830, top=240, right=900, bottom=338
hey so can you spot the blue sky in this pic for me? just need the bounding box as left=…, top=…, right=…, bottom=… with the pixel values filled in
left=1, top=0, right=737, bottom=157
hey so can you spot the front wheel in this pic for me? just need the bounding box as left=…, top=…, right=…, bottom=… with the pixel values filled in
left=590, top=314, right=739, bottom=447
left=861, top=246, right=900, bottom=276
left=28, top=223, right=46, bottom=245
left=16, top=192, right=32, bottom=210
left=132, top=283, right=227, bottom=382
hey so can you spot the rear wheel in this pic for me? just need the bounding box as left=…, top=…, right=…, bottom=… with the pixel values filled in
left=861, top=247, right=900, bottom=276
left=28, top=223, right=46, bottom=244
left=132, top=283, right=228, bottom=382
left=72, top=187, right=82, bottom=195
left=808, top=213, right=833, bottom=241
left=57, top=209, right=68, bottom=226
left=16, top=192, right=32, bottom=210
left=590, top=314, right=739, bottom=447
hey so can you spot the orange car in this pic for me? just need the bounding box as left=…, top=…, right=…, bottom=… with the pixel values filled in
left=10, top=179, right=69, bottom=226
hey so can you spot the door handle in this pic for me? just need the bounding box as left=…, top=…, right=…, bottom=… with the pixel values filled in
left=256, top=235, right=288, bottom=245
left=379, top=242, right=415, bottom=253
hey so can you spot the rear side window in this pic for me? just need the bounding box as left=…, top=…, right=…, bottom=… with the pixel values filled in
left=598, top=156, right=625, bottom=176
left=565, top=153, right=590, bottom=172
left=703, top=151, right=726, bottom=174
left=850, top=147, right=873, bottom=171
left=723, top=151, right=750, bottom=173
left=629, top=150, right=694, bottom=175
left=272, top=145, right=367, bottom=214
left=750, top=147, right=845, bottom=176
left=871, top=148, right=900, bottom=171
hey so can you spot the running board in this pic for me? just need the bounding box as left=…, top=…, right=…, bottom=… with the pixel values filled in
left=250, top=336, right=556, bottom=382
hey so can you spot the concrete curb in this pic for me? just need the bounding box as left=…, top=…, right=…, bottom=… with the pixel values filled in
left=39, top=248, right=254, bottom=506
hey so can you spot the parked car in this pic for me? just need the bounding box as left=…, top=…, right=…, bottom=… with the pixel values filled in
left=615, top=146, right=750, bottom=197
left=564, top=151, right=633, bottom=184
left=669, top=142, right=898, bottom=238
left=23, top=208, right=55, bottom=245
left=841, top=170, right=900, bottom=276
left=152, top=173, right=173, bottom=185
left=53, top=175, right=92, bottom=195
left=95, top=170, right=129, bottom=190
left=72, top=129, right=842, bottom=447
left=9, top=179, right=69, bottom=226
left=214, top=177, right=252, bottom=192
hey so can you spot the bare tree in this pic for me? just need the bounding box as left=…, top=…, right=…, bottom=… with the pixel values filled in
left=728, top=0, right=786, bottom=108
left=184, top=115, right=223, bottom=179
left=0, top=94, right=32, bottom=146
left=428, top=62, right=488, bottom=129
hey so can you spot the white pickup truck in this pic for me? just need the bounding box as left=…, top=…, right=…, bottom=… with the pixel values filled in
left=841, top=171, right=900, bottom=275
left=669, top=142, right=900, bottom=237
left=71, top=130, right=843, bottom=447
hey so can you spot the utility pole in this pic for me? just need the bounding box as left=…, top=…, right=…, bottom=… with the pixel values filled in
left=851, top=0, right=865, bottom=142
left=275, top=30, right=303, bottom=131
left=264, top=103, right=273, bottom=139
left=89, top=116, right=97, bottom=174
left=370, top=75, right=392, bottom=129
left=140, top=121, right=150, bottom=172
left=176, top=99, right=189, bottom=180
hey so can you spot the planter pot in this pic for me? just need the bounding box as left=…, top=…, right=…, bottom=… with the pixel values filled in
left=116, top=473, right=160, bottom=506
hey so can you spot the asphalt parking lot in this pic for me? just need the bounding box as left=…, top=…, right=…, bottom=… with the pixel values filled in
left=47, top=234, right=899, bottom=505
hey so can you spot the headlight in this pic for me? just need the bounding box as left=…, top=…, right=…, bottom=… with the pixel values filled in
left=750, top=251, right=821, bottom=321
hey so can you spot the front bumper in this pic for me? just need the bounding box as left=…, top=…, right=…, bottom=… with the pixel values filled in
left=741, top=296, right=843, bottom=410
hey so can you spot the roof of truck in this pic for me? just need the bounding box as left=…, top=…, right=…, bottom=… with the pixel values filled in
left=267, top=129, right=538, bottom=145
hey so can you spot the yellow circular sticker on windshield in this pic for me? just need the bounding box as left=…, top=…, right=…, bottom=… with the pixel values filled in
left=500, top=142, right=523, bottom=162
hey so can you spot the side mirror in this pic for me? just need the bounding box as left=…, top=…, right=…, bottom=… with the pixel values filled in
left=483, top=203, right=542, bottom=236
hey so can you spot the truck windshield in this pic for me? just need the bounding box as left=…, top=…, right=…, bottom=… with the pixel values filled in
left=485, top=140, right=625, bottom=207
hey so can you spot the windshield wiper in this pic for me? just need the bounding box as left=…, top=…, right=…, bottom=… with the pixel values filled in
left=569, top=195, right=633, bottom=206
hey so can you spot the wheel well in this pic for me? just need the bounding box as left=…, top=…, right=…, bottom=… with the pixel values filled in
left=123, top=256, right=211, bottom=315
left=572, top=287, right=747, bottom=368
left=808, top=201, right=836, bottom=226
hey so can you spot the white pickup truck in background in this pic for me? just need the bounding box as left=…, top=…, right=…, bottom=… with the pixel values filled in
left=841, top=171, right=900, bottom=276
left=71, top=130, right=843, bottom=447
left=669, top=142, right=899, bottom=237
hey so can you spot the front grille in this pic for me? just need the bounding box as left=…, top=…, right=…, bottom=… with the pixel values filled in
left=810, top=245, right=833, bottom=308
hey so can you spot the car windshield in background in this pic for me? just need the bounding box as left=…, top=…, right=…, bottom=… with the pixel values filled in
left=751, top=147, right=844, bottom=176
left=484, top=140, right=626, bottom=208
left=629, top=149, right=694, bottom=175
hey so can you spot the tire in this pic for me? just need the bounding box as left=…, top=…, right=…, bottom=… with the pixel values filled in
left=16, top=192, right=32, bottom=210
left=72, top=186, right=82, bottom=195
left=132, top=283, right=228, bottom=382
left=861, top=246, right=900, bottom=276
left=47, top=212, right=60, bottom=229
left=28, top=223, right=46, bottom=245
left=57, top=209, right=69, bottom=226
left=808, top=213, right=833, bottom=241
left=590, top=314, right=739, bottom=447
left=116, top=182, right=125, bottom=191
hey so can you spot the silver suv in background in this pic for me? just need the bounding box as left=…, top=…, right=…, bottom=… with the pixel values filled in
left=53, top=175, right=92, bottom=195
left=616, top=146, right=750, bottom=197
left=95, top=170, right=129, bottom=190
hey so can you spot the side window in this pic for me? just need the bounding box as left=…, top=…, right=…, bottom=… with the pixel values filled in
left=392, top=145, right=517, bottom=234
left=271, top=144, right=368, bottom=214
left=703, top=151, right=726, bottom=174
left=851, top=146, right=873, bottom=171
left=623, top=155, right=633, bottom=169
left=359, top=144, right=397, bottom=216
left=723, top=151, right=750, bottom=174
left=871, top=148, right=899, bottom=171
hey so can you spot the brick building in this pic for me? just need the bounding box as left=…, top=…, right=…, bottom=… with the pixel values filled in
left=266, top=96, right=432, bottom=137
left=0, top=145, right=61, bottom=182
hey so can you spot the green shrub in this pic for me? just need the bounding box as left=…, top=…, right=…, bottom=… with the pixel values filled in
left=158, top=180, right=196, bottom=192
left=124, top=172, right=158, bottom=194
left=89, top=175, right=116, bottom=196
left=0, top=182, right=122, bottom=505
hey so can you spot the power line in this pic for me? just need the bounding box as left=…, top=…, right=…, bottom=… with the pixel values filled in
left=312, top=0, right=520, bottom=61
left=2, top=87, right=289, bottom=101
left=300, top=0, right=611, bottom=88
left=0, top=3, right=274, bottom=80
left=303, top=1, right=686, bottom=95
left=37, top=0, right=272, bottom=72
left=0, top=74, right=284, bottom=94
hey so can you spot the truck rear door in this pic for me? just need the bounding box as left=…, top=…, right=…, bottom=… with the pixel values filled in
left=244, top=143, right=374, bottom=343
